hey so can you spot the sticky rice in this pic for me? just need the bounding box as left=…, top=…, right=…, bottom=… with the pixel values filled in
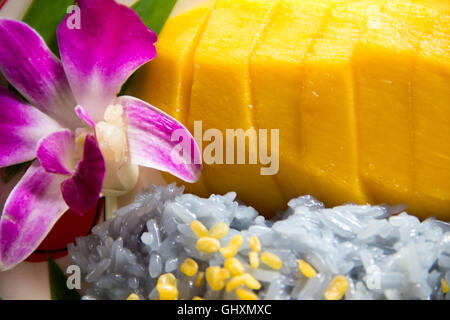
left=68, top=184, right=450, bottom=300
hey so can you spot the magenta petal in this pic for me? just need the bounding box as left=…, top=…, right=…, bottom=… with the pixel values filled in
left=0, top=167, right=23, bottom=214
left=57, top=0, right=157, bottom=122
left=0, top=19, right=80, bottom=128
left=0, top=87, right=61, bottom=167
left=118, top=96, right=202, bottom=183
left=61, top=135, right=105, bottom=215
left=0, top=160, right=68, bottom=271
left=36, top=129, right=75, bottom=175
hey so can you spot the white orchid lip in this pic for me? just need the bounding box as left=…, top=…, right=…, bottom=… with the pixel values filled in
left=97, top=104, right=127, bottom=163
left=95, top=104, right=139, bottom=195
left=74, top=104, right=139, bottom=196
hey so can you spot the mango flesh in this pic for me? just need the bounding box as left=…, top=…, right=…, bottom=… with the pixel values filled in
left=297, top=0, right=384, bottom=206
left=250, top=0, right=347, bottom=202
left=131, top=0, right=450, bottom=220
left=188, top=0, right=286, bottom=213
left=414, top=11, right=450, bottom=214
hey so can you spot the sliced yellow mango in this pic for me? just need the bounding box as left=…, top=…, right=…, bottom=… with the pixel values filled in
left=354, top=1, right=416, bottom=207
left=188, top=0, right=285, bottom=213
left=298, top=0, right=385, bottom=206
left=250, top=0, right=338, bottom=201
left=413, top=12, right=450, bottom=219
left=354, top=0, right=450, bottom=218
left=132, top=0, right=450, bottom=219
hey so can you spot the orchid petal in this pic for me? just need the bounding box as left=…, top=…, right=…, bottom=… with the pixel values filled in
left=75, top=105, right=96, bottom=130
left=0, top=167, right=25, bottom=214
left=117, top=96, right=202, bottom=183
left=0, top=87, right=61, bottom=167
left=0, top=160, right=68, bottom=271
left=0, top=19, right=80, bottom=128
left=36, top=129, right=75, bottom=175
left=61, top=135, right=105, bottom=215
left=57, top=0, right=157, bottom=122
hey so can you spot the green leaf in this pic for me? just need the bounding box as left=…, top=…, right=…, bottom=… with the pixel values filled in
left=22, top=0, right=74, bottom=55
left=132, top=0, right=178, bottom=35
left=48, top=254, right=81, bottom=300
left=2, top=161, right=32, bottom=184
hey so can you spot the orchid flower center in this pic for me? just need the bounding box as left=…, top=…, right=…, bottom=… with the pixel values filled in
left=75, top=104, right=139, bottom=196
left=96, top=104, right=127, bottom=163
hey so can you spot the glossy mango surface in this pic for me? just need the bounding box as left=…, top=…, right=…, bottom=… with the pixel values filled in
left=131, top=0, right=450, bottom=219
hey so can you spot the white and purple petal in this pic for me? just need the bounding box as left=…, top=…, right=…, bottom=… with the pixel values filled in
left=0, top=19, right=80, bottom=128
left=75, top=105, right=96, bottom=130
left=118, top=96, right=202, bottom=183
left=0, top=87, right=61, bottom=167
left=57, top=0, right=157, bottom=122
left=36, top=129, right=75, bottom=175
left=0, top=167, right=24, bottom=214
left=61, top=135, right=105, bottom=215
left=0, top=160, right=68, bottom=271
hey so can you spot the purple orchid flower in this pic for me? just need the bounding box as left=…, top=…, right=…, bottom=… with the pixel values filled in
left=0, top=0, right=201, bottom=271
